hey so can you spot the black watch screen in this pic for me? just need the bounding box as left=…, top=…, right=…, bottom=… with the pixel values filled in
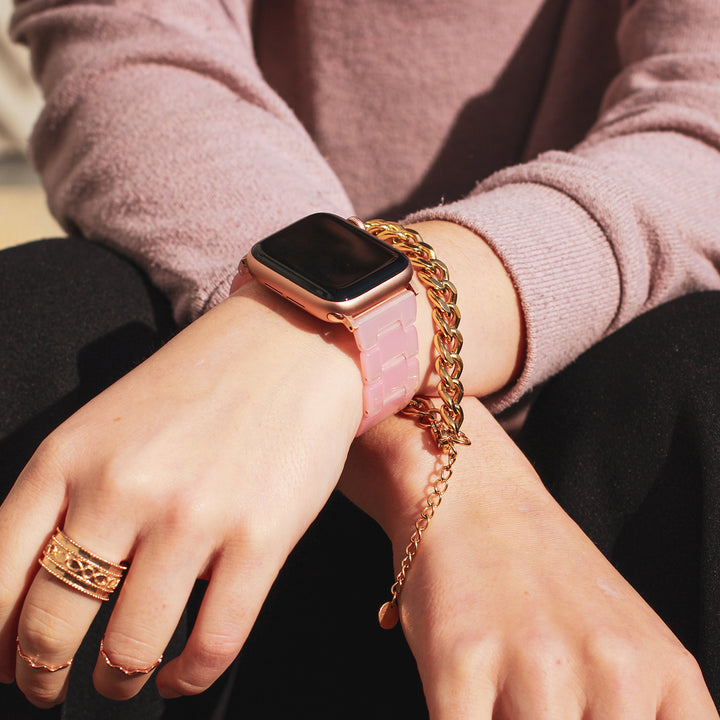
left=249, top=213, right=410, bottom=301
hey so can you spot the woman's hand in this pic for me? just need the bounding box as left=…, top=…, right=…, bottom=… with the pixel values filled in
left=0, top=282, right=363, bottom=707
left=341, top=400, right=718, bottom=719
left=0, top=216, right=521, bottom=709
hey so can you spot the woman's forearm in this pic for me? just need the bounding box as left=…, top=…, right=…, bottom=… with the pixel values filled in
left=406, top=220, right=526, bottom=400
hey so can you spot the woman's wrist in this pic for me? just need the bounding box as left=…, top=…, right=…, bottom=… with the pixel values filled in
left=225, top=214, right=527, bottom=530
left=231, top=216, right=526, bottom=624
left=220, top=280, right=364, bottom=438
left=232, top=216, right=525, bottom=416
left=407, top=220, right=525, bottom=399
left=340, top=410, right=460, bottom=546
left=340, top=400, right=548, bottom=552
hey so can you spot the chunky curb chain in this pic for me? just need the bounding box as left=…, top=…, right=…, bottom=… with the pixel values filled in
left=360, top=219, right=470, bottom=629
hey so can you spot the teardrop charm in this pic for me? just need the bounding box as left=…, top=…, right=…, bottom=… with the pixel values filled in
left=378, top=601, right=399, bottom=629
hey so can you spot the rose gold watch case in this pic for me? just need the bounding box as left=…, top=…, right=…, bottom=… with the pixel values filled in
left=243, top=251, right=414, bottom=330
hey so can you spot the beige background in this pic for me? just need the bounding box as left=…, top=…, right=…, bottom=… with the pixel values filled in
left=0, top=0, right=63, bottom=250
left=0, top=185, right=63, bottom=250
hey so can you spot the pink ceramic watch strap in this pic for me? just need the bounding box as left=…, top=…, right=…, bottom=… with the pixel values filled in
left=230, top=262, right=419, bottom=435
left=354, top=289, right=419, bottom=436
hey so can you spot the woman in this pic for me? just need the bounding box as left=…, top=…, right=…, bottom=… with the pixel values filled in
left=1, top=0, right=719, bottom=716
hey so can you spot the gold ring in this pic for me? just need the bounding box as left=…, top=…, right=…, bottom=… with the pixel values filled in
left=16, top=637, right=72, bottom=673
left=39, top=528, right=127, bottom=601
left=100, top=638, right=163, bottom=676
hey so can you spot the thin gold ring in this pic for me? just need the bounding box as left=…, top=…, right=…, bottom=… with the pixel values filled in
left=16, top=637, right=72, bottom=673
left=39, top=528, right=127, bottom=602
left=99, top=638, right=163, bottom=676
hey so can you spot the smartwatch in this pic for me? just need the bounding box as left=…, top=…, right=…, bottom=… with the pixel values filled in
left=230, top=213, right=420, bottom=435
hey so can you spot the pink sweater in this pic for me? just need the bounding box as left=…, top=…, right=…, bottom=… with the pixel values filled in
left=11, top=0, right=720, bottom=408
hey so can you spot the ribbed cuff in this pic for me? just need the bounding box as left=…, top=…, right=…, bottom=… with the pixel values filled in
left=407, top=181, right=621, bottom=411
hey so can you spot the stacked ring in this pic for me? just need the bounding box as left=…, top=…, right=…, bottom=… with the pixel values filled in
left=100, top=638, right=163, bottom=676
left=16, top=637, right=72, bottom=673
left=39, top=528, right=127, bottom=601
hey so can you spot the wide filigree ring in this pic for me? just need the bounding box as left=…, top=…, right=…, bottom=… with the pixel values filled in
left=39, top=528, right=127, bottom=601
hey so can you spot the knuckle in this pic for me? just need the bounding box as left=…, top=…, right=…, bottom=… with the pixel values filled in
left=102, top=630, right=161, bottom=669
left=669, top=648, right=707, bottom=690
left=65, top=457, right=145, bottom=518
left=89, top=463, right=198, bottom=528
left=509, top=630, right=574, bottom=694
left=93, top=458, right=151, bottom=501
left=520, top=629, right=569, bottom=663
left=96, top=683, right=138, bottom=703
left=443, top=633, right=500, bottom=686
left=586, top=633, right=643, bottom=688
left=524, top=636, right=571, bottom=675
left=95, top=632, right=164, bottom=702
left=168, top=676, right=211, bottom=698
left=161, top=490, right=208, bottom=534
left=227, top=513, right=288, bottom=566
left=190, top=632, right=239, bottom=673
left=170, top=633, right=240, bottom=695
left=21, top=433, right=71, bottom=491
left=22, top=682, right=64, bottom=709
left=33, top=431, right=70, bottom=468
left=95, top=669, right=148, bottom=702
left=19, top=604, right=76, bottom=659
left=137, top=476, right=226, bottom=539
left=152, top=489, right=222, bottom=546
left=92, top=467, right=127, bottom=499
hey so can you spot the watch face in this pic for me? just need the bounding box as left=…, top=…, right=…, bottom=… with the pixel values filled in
left=250, top=213, right=410, bottom=302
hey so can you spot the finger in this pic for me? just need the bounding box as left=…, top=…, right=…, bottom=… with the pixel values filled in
left=426, top=676, right=496, bottom=720
left=493, top=650, right=586, bottom=720
left=92, top=531, right=204, bottom=701
left=581, top=653, right=658, bottom=720
left=659, top=691, right=720, bottom=720
left=584, top=693, right=659, bottom=720
left=496, top=686, right=585, bottom=719
left=0, top=455, right=67, bottom=678
left=155, top=549, right=281, bottom=699
left=658, top=661, right=720, bottom=720
left=15, top=520, right=130, bottom=708
left=17, top=567, right=103, bottom=707
left=412, top=630, right=500, bottom=720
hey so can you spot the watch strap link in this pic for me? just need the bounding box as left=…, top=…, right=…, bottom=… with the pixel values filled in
left=354, top=288, right=419, bottom=435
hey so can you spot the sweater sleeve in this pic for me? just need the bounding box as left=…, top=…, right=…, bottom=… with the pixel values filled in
left=408, top=0, right=720, bottom=410
left=10, top=0, right=354, bottom=324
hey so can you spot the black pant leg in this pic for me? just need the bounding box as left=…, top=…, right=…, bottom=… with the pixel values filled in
left=1, top=237, right=176, bottom=483
left=517, top=291, right=720, bottom=707
left=0, top=238, right=427, bottom=720
left=0, top=238, right=178, bottom=719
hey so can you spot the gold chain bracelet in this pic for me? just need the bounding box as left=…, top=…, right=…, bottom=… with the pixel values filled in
left=359, top=219, right=470, bottom=630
